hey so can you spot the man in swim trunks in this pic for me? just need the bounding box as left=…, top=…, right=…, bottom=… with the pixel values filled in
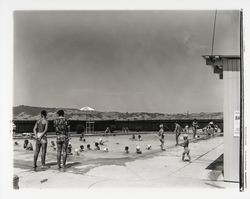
left=33, top=110, right=48, bottom=169
left=158, top=124, right=165, bottom=151
left=54, top=110, right=70, bottom=169
left=192, top=119, right=199, bottom=139
left=174, top=121, right=182, bottom=146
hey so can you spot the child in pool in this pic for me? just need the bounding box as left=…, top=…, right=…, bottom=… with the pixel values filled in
left=136, top=146, right=142, bottom=154
left=79, top=145, right=84, bottom=152
left=67, top=142, right=72, bottom=155
left=138, top=135, right=142, bottom=141
left=125, top=146, right=129, bottom=153
left=23, top=139, right=29, bottom=149
left=87, top=144, right=92, bottom=150
left=99, top=138, right=104, bottom=145
left=26, top=142, right=33, bottom=151
left=94, top=142, right=100, bottom=150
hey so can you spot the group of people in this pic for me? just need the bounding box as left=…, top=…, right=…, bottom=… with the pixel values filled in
left=29, top=111, right=201, bottom=168
left=173, top=119, right=199, bottom=145
left=33, top=110, right=70, bottom=169
left=158, top=120, right=198, bottom=162
left=202, top=121, right=219, bottom=136
left=130, top=133, right=143, bottom=141
left=33, top=109, right=115, bottom=169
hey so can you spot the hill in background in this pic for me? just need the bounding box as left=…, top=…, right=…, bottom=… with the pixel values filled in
left=13, top=105, right=223, bottom=121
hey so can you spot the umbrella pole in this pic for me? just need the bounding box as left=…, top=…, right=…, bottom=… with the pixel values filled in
left=85, top=112, right=87, bottom=133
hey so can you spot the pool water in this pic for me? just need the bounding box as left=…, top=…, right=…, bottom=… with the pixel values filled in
left=14, top=132, right=201, bottom=160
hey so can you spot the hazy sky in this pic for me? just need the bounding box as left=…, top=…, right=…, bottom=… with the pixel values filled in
left=14, top=10, right=240, bottom=113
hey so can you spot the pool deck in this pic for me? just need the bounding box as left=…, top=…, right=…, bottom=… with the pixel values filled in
left=14, top=135, right=238, bottom=189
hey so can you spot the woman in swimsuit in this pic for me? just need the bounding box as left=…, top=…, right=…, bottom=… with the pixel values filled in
left=33, top=110, right=48, bottom=169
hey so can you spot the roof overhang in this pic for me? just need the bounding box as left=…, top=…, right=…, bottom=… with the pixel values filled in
left=202, top=55, right=240, bottom=79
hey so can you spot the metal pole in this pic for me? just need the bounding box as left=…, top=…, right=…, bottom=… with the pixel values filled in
left=239, top=9, right=245, bottom=192
left=211, top=10, right=217, bottom=55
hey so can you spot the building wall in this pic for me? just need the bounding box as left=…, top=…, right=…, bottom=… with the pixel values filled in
left=223, top=58, right=240, bottom=182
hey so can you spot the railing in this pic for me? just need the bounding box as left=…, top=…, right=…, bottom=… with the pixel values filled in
left=13, top=119, right=223, bottom=134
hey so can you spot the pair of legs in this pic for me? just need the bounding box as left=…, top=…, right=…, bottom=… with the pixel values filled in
left=176, top=132, right=180, bottom=145
left=34, top=138, right=47, bottom=168
left=160, top=139, right=164, bottom=150
left=182, top=148, right=191, bottom=161
left=193, top=127, right=197, bottom=138
left=57, top=140, right=68, bottom=169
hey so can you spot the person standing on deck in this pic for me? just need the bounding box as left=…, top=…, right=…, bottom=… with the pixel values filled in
left=158, top=124, right=165, bottom=151
left=192, top=119, right=199, bottom=139
left=174, top=121, right=182, bottom=146
left=54, top=110, right=70, bottom=169
left=182, top=134, right=191, bottom=162
left=33, top=110, right=48, bottom=169
left=104, top=127, right=111, bottom=136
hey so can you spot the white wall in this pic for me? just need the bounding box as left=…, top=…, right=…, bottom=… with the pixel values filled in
left=223, top=59, right=240, bottom=182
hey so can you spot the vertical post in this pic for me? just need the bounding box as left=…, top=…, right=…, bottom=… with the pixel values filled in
left=239, top=9, right=245, bottom=191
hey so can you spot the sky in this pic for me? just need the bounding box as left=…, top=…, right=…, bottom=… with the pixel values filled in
left=14, top=10, right=240, bottom=113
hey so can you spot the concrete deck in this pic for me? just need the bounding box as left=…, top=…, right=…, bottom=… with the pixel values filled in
left=14, top=136, right=238, bottom=189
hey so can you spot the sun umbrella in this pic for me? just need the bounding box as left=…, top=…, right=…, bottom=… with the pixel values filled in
left=80, top=106, right=95, bottom=120
left=80, top=106, right=95, bottom=111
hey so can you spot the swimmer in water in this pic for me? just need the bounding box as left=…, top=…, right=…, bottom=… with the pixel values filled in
left=125, top=146, right=129, bottom=153
left=79, top=145, right=84, bottom=152
left=87, top=144, right=92, bottom=150
left=94, top=142, right=100, bottom=150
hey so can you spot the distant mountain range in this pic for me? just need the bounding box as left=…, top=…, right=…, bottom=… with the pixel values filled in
left=13, top=105, right=223, bottom=121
